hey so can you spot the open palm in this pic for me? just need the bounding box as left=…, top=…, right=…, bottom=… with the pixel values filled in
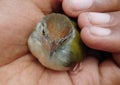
left=0, top=0, right=120, bottom=85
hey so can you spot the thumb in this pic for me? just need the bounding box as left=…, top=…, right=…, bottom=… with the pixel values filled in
left=62, top=0, right=120, bottom=17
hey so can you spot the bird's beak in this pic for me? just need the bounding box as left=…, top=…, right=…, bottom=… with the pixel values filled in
left=50, top=41, right=57, bottom=57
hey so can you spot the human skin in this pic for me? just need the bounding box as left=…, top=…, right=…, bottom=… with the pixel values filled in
left=0, top=0, right=120, bottom=85
left=62, top=0, right=120, bottom=66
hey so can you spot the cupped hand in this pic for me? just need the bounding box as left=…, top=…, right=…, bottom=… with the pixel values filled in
left=0, top=0, right=120, bottom=85
left=62, top=0, right=120, bottom=85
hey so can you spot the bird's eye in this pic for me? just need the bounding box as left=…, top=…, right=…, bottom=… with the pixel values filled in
left=59, top=38, right=67, bottom=45
left=59, top=33, right=72, bottom=45
left=42, top=29, right=49, bottom=39
left=42, top=29, right=45, bottom=36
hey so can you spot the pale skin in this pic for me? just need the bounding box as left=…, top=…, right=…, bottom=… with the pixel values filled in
left=0, top=0, right=120, bottom=85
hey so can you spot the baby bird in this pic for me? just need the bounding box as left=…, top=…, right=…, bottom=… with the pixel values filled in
left=28, top=13, right=84, bottom=71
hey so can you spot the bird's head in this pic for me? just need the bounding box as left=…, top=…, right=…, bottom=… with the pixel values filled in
left=38, top=13, right=73, bottom=57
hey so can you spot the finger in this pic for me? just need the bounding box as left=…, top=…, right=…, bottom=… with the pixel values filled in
left=113, top=53, right=120, bottom=67
left=78, top=12, right=113, bottom=28
left=62, top=0, right=120, bottom=17
left=80, top=11, right=120, bottom=52
left=69, top=57, right=100, bottom=85
left=100, top=60, right=120, bottom=85
left=0, top=54, right=45, bottom=85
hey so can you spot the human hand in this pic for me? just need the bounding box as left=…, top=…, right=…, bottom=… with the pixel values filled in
left=0, top=0, right=74, bottom=85
left=0, top=0, right=120, bottom=85
left=62, top=0, right=120, bottom=84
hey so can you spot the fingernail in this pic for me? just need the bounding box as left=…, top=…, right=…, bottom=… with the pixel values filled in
left=89, top=26, right=111, bottom=36
left=70, top=0, right=93, bottom=10
left=88, top=13, right=110, bottom=24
